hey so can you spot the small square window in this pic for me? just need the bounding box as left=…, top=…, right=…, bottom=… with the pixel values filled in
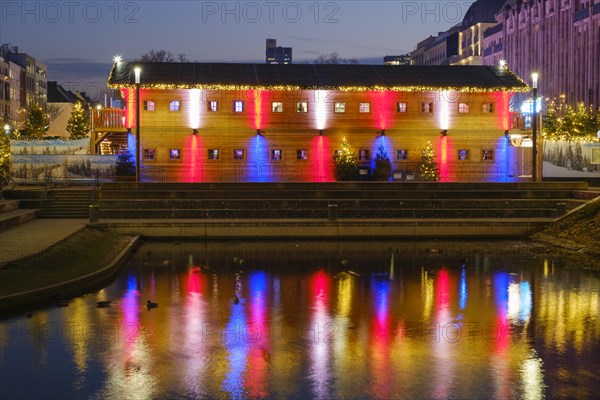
left=208, top=101, right=218, bottom=112
left=297, top=149, right=308, bottom=160
left=272, top=102, right=283, bottom=112
left=482, top=149, right=494, bottom=161
left=483, top=103, right=495, bottom=113
left=169, top=100, right=180, bottom=112
left=334, top=102, right=346, bottom=113
left=397, top=102, right=407, bottom=113
left=169, top=149, right=181, bottom=160
left=208, top=149, right=219, bottom=160
left=358, top=149, right=370, bottom=161
left=143, top=100, right=155, bottom=111
left=233, top=149, right=244, bottom=160
left=396, top=149, right=408, bottom=160
left=143, top=148, right=156, bottom=160
left=421, top=102, right=433, bottom=113
left=359, top=102, right=370, bottom=113
left=296, top=102, right=308, bottom=113
left=271, top=149, right=283, bottom=160
left=458, top=149, right=469, bottom=161
left=234, top=101, right=244, bottom=112
left=458, top=103, right=469, bottom=113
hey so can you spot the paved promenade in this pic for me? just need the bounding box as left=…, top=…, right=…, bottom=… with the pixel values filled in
left=0, top=219, right=88, bottom=265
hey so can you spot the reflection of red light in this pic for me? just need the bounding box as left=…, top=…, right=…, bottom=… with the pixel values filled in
left=310, top=270, right=332, bottom=300
left=495, top=91, right=511, bottom=130
left=183, top=134, right=203, bottom=182
left=437, top=136, right=452, bottom=182
left=436, top=269, right=450, bottom=307
left=246, top=89, right=269, bottom=130
left=311, top=136, right=334, bottom=182
left=369, top=91, right=394, bottom=130
left=185, top=268, right=207, bottom=294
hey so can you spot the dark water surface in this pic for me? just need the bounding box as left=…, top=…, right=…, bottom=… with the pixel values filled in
left=1, top=240, right=599, bottom=399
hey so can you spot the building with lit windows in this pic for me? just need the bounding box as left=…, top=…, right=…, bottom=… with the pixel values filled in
left=265, top=38, right=292, bottom=64
left=104, top=61, right=530, bottom=182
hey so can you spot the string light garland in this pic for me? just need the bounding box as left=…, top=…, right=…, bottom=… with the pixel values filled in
left=543, top=95, right=600, bottom=142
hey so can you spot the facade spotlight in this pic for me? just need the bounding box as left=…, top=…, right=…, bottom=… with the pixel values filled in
left=504, top=130, right=510, bottom=138
left=192, top=129, right=198, bottom=135
left=319, top=129, right=323, bottom=136
left=379, top=130, right=386, bottom=136
left=440, top=130, right=448, bottom=136
left=256, top=129, right=264, bottom=136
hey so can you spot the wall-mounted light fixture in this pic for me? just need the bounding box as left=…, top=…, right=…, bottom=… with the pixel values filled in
left=256, top=129, right=264, bottom=136
left=440, top=130, right=448, bottom=136
left=379, top=130, right=386, bottom=137
left=504, top=130, right=510, bottom=138
left=319, top=129, right=323, bottom=136
left=192, top=129, right=198, bottom=135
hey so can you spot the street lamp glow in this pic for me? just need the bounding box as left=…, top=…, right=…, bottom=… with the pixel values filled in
left=134, top=67, right=141, bottom=84
left=113, top=55, right=122, bottom=64
left=531, top=72, right=538, bottom=89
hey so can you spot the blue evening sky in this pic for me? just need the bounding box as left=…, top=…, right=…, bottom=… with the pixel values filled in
left=1, top=0, right=476, bottom=93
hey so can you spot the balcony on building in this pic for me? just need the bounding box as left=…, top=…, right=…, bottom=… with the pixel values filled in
left=92, top=107, right=127, bottom=133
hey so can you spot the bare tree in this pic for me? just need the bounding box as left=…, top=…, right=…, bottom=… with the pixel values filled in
left=314, top=52, right=359, bottom=64
left=138, top=49, right=189, bottom=62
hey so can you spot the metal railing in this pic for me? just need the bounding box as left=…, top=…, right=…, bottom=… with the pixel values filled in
left=39, top=172, right=53, bottom=215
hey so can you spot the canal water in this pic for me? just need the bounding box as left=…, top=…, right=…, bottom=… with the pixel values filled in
left=1, top=241, right=599, bottom=399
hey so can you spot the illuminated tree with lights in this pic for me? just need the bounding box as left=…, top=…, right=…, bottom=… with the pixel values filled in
left=0, top=129, right=10, bottom=177
left=333, top=137, right=357, bottom=181
left=543, top=96, right=600, bottom=142
left=419, top=141, right=439, bottom=181
left=66, top=102, right=90, bottom=140
left=24, top=101, right=49, bottom=138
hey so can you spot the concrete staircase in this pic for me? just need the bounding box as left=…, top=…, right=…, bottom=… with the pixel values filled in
left=40, top=189, right=93, bottom=218
left=0, top=199, right=39, bottom=231
left=97, top=181, right=594, bottom=220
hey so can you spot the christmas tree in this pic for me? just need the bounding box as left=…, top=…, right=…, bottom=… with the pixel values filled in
left=24, top=102, right=50, bottom=138
left=333, top=137, right=357, bottom=181
left=66, top=102, right=89, bottom=139
left=418, top=141, right=439, bottom=181
left=115, top=150, right=135, bottom=176
left=373, top=142, right=392, bottom=181
left=0, top=129, right=10, bottom=177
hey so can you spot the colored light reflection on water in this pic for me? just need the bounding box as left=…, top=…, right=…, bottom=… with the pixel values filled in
left=1, top=241, right=599, bottom=400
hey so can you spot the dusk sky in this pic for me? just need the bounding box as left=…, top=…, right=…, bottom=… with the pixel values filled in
left=2, top=0, right=477, bottom=95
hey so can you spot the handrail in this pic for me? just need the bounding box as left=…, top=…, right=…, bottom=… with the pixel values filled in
left=39, top=171, right=53, bottom=215
left=91, top=173, right=100, bottom=204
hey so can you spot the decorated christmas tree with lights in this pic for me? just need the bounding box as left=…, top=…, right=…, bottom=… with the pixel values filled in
left=419, top=141, right=439, bottom=181
left=66, top=102, right=90, bottom=140
left=0, top=128, right=10, bottom=177
left=24, top=102, right=50, bottom=138
left=333, top=136, right=357, bottom=181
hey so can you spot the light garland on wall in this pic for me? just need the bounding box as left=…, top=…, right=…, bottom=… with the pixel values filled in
left=107, top=82, right=530, bottom=93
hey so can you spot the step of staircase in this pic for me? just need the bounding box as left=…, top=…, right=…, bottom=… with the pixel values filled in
left=0, top=200, right=20, bottom=213
left=0, top=209, right=39, bottom=231
left=40, top=189, right=94, bottom=218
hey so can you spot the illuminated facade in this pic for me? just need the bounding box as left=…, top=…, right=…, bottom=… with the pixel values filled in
left=107, top=62, right=528, bottom=182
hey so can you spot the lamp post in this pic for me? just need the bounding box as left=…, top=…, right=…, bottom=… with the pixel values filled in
left=531, top=72, right=538, bottom=182
left=134, top=66, right=141, bottom=183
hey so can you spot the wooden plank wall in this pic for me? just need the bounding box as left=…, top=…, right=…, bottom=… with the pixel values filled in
left=132, top=89, right=524, bottom=181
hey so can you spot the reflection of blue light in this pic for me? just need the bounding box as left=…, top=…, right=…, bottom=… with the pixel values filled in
left=247, top=135, right=270, bottom=182
left=127, top=133, right=136, bottom=165
left=459, top=267, right=467, bottom=310
left=249, top=271, right=267, bottom=294
left=223, top=300, right=248, bottom=399
left=371, top=136, right=392, bottom=180
left=493, top=272, right=509, bottom=315
left=519, top=281, right=532, bottom=321
left=372, top=277, right=390, bottom=320
left=127, top=273, right=137, bottom=292
left=493, top=136, right=511, bottom=182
